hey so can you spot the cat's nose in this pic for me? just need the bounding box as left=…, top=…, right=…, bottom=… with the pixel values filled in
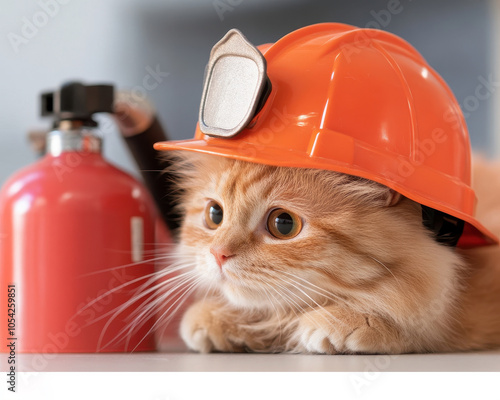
left=210, top=247, right=234, bottom=268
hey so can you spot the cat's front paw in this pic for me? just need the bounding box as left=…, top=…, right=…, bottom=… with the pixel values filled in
left=180, top=300, right=243, bottom=353
left=293, top=307, right=402, bottom=354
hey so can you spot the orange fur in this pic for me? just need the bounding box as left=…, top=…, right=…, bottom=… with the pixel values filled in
left=452, top=157, right=500, bottom=350
left=168, top=152, right=500, bottom=354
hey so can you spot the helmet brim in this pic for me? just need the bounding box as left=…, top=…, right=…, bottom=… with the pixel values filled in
left=154, top=138, right=499, bottom=249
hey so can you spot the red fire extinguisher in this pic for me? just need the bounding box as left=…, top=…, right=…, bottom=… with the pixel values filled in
left=0, top=82, right=166, bottom=353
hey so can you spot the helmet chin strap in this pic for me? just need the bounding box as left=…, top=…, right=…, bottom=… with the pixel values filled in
left=421, top=205, right=465, bottom=247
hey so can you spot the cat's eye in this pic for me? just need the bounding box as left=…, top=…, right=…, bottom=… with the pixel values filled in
left=204, top=200, right=223, bottom=229
left=267, top=209, right=302, bottom=239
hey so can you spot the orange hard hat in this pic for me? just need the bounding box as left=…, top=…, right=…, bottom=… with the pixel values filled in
left=155, top=23, right=498, bottom=248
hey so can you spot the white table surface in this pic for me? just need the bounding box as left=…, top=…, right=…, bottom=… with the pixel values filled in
left=3, top=349, right=499, bottom=372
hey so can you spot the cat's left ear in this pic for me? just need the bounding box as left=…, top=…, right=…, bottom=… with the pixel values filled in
left=385, top=189, right=403, bottom=207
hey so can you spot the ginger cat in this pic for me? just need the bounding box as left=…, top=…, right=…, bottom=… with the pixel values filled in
left=169, top=152, right=500, bottom=354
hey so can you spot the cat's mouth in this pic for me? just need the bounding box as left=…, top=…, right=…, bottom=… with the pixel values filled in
left=214, top=264, right=260, bottom=290
left=218, top=265, right=238, bottom=282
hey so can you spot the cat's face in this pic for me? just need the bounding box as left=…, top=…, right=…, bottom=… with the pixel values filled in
left=175, top=152, right=432, bottom=311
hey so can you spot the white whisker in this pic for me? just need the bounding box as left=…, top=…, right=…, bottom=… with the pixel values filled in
left=97, top=271, right=199, bottom=351
left=277, top=276, right=344, bottom=328
left=369, top=256, right=403, bottom=290
left=279, top=270, right=347, bottom=305
left=129, top=277, right=203, bottom=352
left=92, top=270, right=197, bottom=346
left=78, top=255, right=172, bottom=278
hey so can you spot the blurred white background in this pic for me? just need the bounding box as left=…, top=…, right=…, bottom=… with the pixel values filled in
left=1, top=0, right=499, bottom=186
